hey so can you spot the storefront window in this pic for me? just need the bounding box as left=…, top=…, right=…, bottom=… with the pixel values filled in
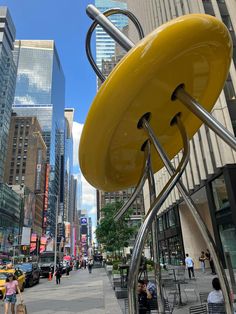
left=167, top=209, right=176, bottom=228
left=158, top=217, right=163, bottom=232
left=168, top=236, right=184, bottom=266
left=212, top=175, right=229, bottom=211
left=219, top=223, right=236, bottom=268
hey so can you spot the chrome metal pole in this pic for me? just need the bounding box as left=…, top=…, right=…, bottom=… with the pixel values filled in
left=128, top=116, right=190, bottom=314
left=143, top=118, right=234, bottom=314
left=86, top=4, right=134, bottom=51
left=174, top=86, right=236, bottom=151
left=114, top=146, right=148, bottom=222
left=147, top=149, right=164, bottom=313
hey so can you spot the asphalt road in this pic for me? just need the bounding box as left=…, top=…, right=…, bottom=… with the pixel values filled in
left=0, top=268, right=122, bottom=314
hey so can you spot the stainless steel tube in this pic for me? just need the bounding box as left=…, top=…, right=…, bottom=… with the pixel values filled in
left=114, top=146, right=148, bottom=222
left=143, top=118, right=234, bottom=313
left=86, top=4, right=134, bottom=51
left=175, top=86, right=236, bottom=151
left=147, top=154, right=164, bottom=313
left=128, top=116, right=190, bottom=314
left=86, top=7, right=144, bottom=83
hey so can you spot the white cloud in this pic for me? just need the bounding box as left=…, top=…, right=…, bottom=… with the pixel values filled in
left=81, top=174, right=96, bottom=207
left=89, top=206, right=97, bottom=215
left=72, top=121, right=83, bottom=167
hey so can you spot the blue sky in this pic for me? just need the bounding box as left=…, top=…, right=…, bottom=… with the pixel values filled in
left=2, top=0, right=97, bottom=230
left=2, top=0, right=96, bottom=123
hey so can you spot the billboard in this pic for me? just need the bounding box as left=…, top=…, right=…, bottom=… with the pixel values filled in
left=21, top=227, right=31, bottom=245
left=80, top=217, right=87, bottom=225
left=40, top=236, right=47, bottom=253
left=35, top=148, right=43, bottom=191
left=30, top=233, right=37, bottom=253
left=65, top=222, right=71, bottom=248
left=43, top=164, right=50, bottom=230
left=24, top=192, right=36, bottom=228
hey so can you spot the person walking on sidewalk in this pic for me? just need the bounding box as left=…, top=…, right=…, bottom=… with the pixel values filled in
left=199, top=251, right=206, bottom=273
left=206, top=249, right=216, bottom=275
left=55, top=265, right=62, bottom=285
left=2, top=273, right=23, bottom=314
left=88, top=258, right=93, bottom=274
left=185, top=253, right=195, bottom=279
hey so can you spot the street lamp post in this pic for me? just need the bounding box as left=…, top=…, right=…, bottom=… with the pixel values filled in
left=12, top=235, right=22, bottom=266
left=53, top=195, right=59, bottom=274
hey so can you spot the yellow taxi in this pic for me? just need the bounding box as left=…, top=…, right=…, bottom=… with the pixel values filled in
left=0, top=268, right=25, bottom=299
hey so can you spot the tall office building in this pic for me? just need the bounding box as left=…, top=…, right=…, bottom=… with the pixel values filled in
left=95, top=0, right=128, bottom=72
left=126, top=0, right=236, bottom=268
left=4, top=115, right=47, bottom=236
left=13, top=40, right=65, bottom=236
left=0, top=7, right=17, bottom=182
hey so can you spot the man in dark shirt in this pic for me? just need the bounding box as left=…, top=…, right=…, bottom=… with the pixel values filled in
left=137, top=280, right=151, bottom=313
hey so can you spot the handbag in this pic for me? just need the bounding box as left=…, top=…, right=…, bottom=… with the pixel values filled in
left=16, top=302, right=27, bottom=314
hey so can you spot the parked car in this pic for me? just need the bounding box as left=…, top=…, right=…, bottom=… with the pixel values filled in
left=15, top=263, right=40, bottom=287
left=0, top=268, right=25, bottom=299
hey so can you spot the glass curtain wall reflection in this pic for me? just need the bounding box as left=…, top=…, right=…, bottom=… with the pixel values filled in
left=13, top=40, right=65, bottom=236
left=95, top=0, right=128, bottom=72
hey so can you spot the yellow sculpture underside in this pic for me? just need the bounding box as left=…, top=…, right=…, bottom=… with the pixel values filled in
left=79, top=14, right=232, bottom=192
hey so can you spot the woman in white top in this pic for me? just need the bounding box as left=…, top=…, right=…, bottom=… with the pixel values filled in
left=207, top=277, right=224, bottom=304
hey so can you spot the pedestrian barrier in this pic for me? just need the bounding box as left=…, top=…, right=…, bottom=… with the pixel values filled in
left=80, top=3, right=236, bottom=314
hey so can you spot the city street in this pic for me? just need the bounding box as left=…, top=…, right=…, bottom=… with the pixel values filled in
left=0, top=268, right=122, bottom=314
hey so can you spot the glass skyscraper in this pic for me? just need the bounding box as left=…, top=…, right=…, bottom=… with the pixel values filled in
left=95, top=0, right=128, bottom=71
left=13, top=40, right=65, bottom=236
left=0, top=7, right=17, bottom=182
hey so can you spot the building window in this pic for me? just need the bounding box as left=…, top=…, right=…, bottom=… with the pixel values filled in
left=211, top=175, right=229, bottom=211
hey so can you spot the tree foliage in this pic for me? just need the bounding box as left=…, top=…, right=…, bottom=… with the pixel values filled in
left=95, top=202, right=137, bottom=254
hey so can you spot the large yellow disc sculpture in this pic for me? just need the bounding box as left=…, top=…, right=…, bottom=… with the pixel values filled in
left=79, top=14, right=232, bottom=192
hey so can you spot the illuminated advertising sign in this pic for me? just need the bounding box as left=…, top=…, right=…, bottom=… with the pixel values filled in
left=80, top=217, right=87, bottom=225
left=40, top=236, right=47, bottom=253
left=24, top=193, right=36, bottom=228
left=81, top=234, right=87, bottom=243
left=43, top=164, right=50, bottom=230
left=35, top=149, right=42, bottom=191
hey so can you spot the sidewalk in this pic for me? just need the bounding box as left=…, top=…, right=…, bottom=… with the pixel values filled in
left=5, top=267, right=123, bottom=314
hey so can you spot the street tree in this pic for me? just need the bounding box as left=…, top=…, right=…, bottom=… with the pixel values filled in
left=95, top=202, right=137, bottom=256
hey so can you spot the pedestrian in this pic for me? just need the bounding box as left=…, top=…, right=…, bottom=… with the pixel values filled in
left=88, top=258, right=93, bottom=274
left=66, top=262, right=70, bottom=276
left=207, top=277, right=224, bottom=303
left=206, top=249, right=216, bottom=275
left=199, top=251, right=206, bottom=273
left=3, top=273, right=23, bottom=314
left=83, top=258, right=87, bottom=269
left=55, top=265, right=61, bottom=285
left=137, top=280, right=151, bottom=314
left=185, top=253, right=195, bottom=279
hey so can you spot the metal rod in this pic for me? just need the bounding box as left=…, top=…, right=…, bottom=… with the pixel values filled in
left=147, top=144, right=164, bottom=313
left=174, top=86, right=236, bottom=151
left=114, top=145, right=148, bottom=222
left=86, top=7, right=144, bottom=83
left=128, top=116, right=190, bottom=314
left=86, top=4, right=134, bottom=51
left=143, top=118, right=234, bottom=313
